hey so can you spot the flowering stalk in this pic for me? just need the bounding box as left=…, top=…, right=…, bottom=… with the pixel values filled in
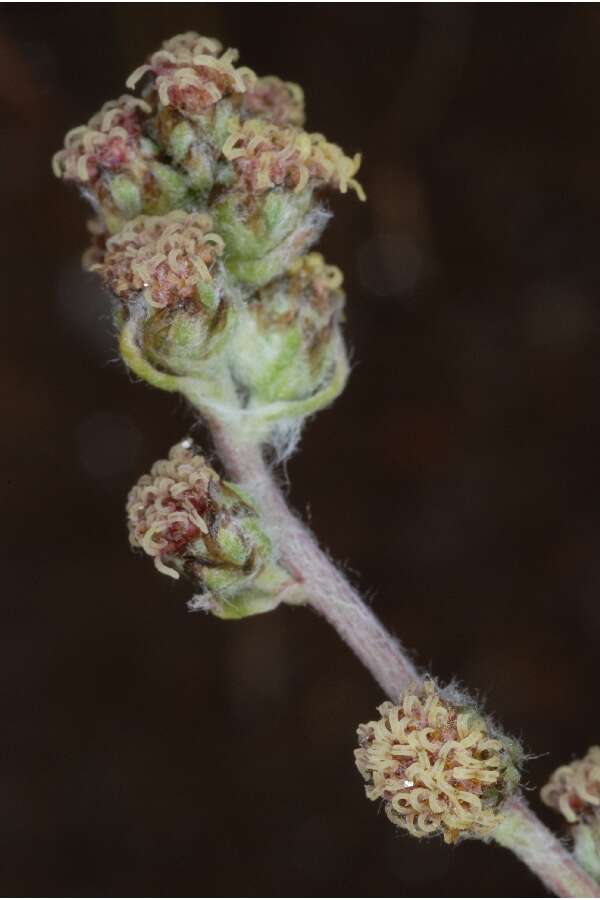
left=207, top=420, right=599, bottom=898
left=54, top=31, right=599, bottom=898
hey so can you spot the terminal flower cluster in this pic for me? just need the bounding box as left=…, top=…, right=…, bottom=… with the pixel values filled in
left=53, top=31, right=364, bottom=440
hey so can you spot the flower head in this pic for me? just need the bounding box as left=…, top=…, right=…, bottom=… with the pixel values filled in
left=127, top=441, right=292, bottom=617
left=541, top=747, right=600, bottom=825
left=98, top=211, right=232, bottom=378
left=98, top=210, right=224, bottom=309
left=127, top=441, right=215, bottom=579
left=52, top=95, right=153, bottom=185
left=127, top=31, right=256, bottom=119
left=222, top=117, right=364, bottom=199
left=212, top=118, right=362, bottom=287
left=231, top=252, right=345, bottom=404
left=52, top=95, right=190, bottom=232
left=355, top=680, right=521, bottom=844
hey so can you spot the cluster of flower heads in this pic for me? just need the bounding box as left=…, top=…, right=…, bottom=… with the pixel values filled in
left=53, top=31, right=363, bottom=240
left=97, top=210, right=224, bottom=308
left=55, top=30, right=360, bottom=477
left=355, top=680, right=521, bottom=844
left=541, top=747, right=600, bottom=826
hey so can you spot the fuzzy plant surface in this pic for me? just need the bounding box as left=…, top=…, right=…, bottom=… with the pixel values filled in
left=54, top=32, right=600, bottom=898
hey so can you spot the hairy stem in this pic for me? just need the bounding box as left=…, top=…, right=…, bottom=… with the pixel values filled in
left=495, top=799, right=599, bottom=898
left=208, top=420, right=599, bottom=898
left=209, top=420, right=417, bottom=699
left=184, top=335, right=350, bottom=444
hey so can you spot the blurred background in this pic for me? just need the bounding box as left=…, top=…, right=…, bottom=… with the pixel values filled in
left=2, top=3, right=600, bottom=895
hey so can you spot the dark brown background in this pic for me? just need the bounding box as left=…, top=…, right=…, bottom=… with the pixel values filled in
left=2, top=3, right=599, bottom=896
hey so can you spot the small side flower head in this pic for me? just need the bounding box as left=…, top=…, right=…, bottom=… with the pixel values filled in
left=231, top=252, right=345, bottom=405
left=127, top=440, right=293, bottom=618
left=541, top=747, right=600, bottom=825
left=355, top=680, right=521, bottom=845
left=213, top=117, right=364, bottom=285
left=221, top=117, right=364, bottom=198
left=52, top=96, right=190, bottom=233
left=96, top=210, right=232, bottom=377
left=98, top=210, right=224, bottom=307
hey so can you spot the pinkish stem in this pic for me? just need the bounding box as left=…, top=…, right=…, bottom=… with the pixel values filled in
left=495, top=799, right=599, bottom=897
left=209, top=420, right=599, bottom=898
left=209, top=420, right=417, bottom=699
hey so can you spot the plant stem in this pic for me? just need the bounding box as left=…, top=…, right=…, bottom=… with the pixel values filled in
left=208, top=420, right=599, bottom=898
left=208, top=419, right=417, bottom=699
left=495, top=799, right=600, bottom=898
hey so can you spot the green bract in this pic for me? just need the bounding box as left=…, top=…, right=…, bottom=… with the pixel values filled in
left=231, top=253, right=345, bottom=405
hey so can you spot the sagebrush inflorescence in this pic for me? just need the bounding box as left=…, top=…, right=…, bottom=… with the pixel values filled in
left=53, top=30, right=363, bottom=451
left=355, top=680, right=521, bottom=844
